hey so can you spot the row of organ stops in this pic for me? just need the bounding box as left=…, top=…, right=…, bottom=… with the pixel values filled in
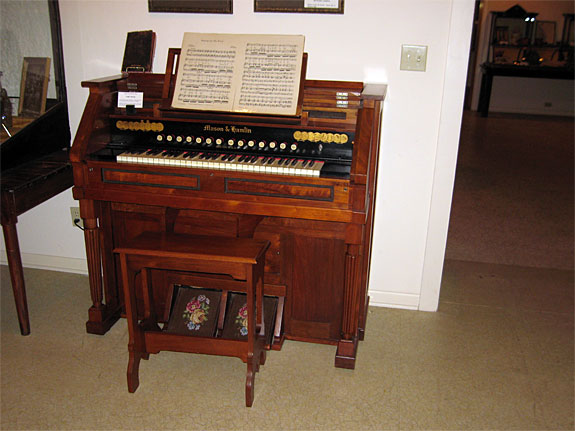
left=117, top=148, right=325, bottom=177
left=155, top=134, right=324, bottom=156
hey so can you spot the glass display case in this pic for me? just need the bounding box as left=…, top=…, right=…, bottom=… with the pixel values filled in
left=488, top=5, right=539, bottom=65
left=487, top=5, right=574, bottom=67
left=478, top=5, right=573, bottom=117
left=487, top=5, right=574, bottom=68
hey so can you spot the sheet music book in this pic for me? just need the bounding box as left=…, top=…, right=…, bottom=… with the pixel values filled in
left=171, top=33, right=305, bottom=116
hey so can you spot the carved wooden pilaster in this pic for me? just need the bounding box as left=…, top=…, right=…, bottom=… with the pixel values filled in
left=336, top=243, right=363, bottom=369
left=98, top=201, right=119, bottom=310
left=81, top=199, right=120, bottom=334
left=82, top=202, right=103, bottom=306
left=341, top=247, right=359, bottom=339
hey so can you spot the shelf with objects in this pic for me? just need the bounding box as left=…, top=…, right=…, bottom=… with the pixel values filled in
left=477, top=5, right=574, bottom=117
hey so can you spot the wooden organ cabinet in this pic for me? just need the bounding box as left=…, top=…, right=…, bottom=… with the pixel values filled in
left=70, top=50, right=386, bottom=369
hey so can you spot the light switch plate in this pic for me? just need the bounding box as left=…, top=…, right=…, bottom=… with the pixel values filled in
left=400, top=45, right=428, bottom=72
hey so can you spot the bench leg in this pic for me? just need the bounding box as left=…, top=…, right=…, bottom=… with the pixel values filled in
left=245, top=259, right=268, bottom=407
left=127, top=348, right=143, bottom=392
left=245, top=358, right=256, bottom=407
left=119, top=253, right=148, bottom=392
left=245, top=337, right=267, bottom=407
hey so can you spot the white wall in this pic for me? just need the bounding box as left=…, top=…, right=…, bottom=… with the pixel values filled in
left=1, top=0, right=475, bottom=311
left=470, top=0, right=574, bottom=116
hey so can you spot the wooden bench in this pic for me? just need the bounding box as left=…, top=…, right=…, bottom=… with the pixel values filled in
left=114, top=231, right=270, bottom=407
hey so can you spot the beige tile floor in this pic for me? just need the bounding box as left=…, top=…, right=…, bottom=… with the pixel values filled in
left=1, top=261, right=572, bottom=430
left=446, top=112, right=573, bottom=270
left=1, top=113, right=573, bottom=430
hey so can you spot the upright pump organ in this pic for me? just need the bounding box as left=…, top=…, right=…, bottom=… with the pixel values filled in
left=71, top=48, right=386, bottom=368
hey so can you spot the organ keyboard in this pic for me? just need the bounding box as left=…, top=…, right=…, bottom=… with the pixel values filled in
left=118, top=150, right=325, bottom=177
left=93, top=116, right=354, bottom=178
left=70, top=48, right=386, bottom=369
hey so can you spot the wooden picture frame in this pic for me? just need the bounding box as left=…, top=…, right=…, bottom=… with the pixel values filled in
left=254, top=0, right=343, bottom=14
left=148, top=0, right=232, bottom=13
left=18, top=57, right=50, bottom=117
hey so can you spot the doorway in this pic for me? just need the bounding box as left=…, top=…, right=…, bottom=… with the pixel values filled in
left=441, top=0, right=574, bottom=304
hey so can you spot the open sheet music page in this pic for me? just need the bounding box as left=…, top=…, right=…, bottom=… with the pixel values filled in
left=172, top=33, right=305, bottom=116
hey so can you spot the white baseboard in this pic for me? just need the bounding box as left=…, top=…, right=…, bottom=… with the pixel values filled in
left=0, top=252, right=88, bottom=275
left=368, top=290, right=420, bottom=310
left=489, top=106, right=574, bottom=117
left=1, top=252, right=421, bottom=310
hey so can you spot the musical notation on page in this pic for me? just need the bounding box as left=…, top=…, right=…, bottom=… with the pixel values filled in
left=172, top=33, right=305, bottom=116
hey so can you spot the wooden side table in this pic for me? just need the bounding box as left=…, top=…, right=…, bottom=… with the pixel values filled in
left=1, top=151, right=73, bottom=335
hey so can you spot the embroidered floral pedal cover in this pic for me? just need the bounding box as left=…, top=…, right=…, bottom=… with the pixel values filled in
left=166, top=287, right=221, bottom=337
left=221, top=292, right=278, bottom=346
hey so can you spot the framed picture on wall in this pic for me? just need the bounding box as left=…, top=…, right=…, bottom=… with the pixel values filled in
left=148, top=0, right=232, bottom=13
left=254, top=0, right=343, bottom=14
left=18, top=57, right=51, bottom=117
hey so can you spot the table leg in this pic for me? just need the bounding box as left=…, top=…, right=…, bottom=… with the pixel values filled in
left=2, top=221, right=30, bottom=335
left=478, top=71, right=494, bottom=118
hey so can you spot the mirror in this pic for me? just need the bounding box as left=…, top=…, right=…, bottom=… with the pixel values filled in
left=0, top=0, right=67, bottom=143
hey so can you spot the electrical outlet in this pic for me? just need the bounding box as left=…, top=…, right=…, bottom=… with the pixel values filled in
left=400, top=44, right=428, bottom=72
left=70, top=207, right=83, bottom=229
